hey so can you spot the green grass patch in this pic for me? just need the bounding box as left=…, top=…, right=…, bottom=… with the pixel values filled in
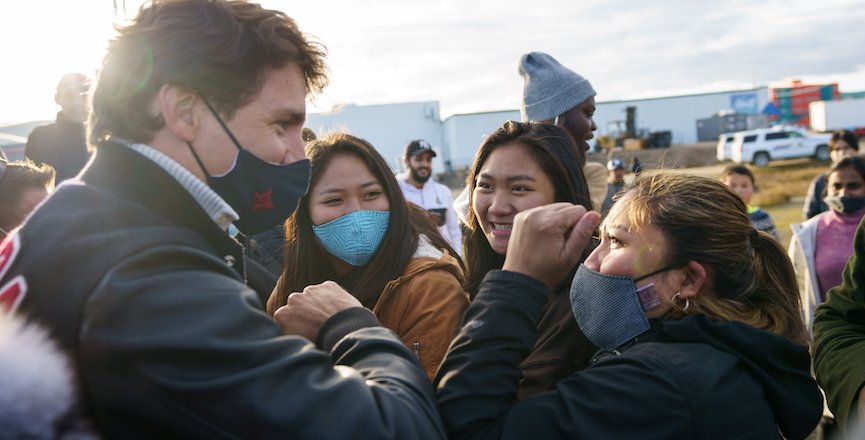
left=763, top=200, right=803, bottom=247
left=750, top=161, right=826, bottom=207
left=752, top=160, right=829, bottom=247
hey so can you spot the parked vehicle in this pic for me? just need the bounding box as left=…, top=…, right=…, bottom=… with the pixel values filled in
left=809, top=98, right=865, bottom=133
left=716, top=133, right=735, bottom=161
left=730, top=127, right=831, bottom=167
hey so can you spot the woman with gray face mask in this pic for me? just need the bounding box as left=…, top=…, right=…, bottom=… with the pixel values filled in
left=790, top=155, right=865, bottom=332
left=436, top=173, right=822, bottom=439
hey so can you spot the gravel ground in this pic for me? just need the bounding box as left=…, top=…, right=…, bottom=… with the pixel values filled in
left=587, top=142, right=719, bottom=171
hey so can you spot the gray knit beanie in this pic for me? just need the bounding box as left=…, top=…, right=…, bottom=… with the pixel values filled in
left=519, top=52, right=596, bottom=122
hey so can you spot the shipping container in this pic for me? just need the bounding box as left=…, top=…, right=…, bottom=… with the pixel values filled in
left=809, top=98, right=865, bottom=132
left=770, top=80, right=839, bottom=126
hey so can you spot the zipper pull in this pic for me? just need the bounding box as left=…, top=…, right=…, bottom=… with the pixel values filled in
left=413, top=341, right=420, bottom=359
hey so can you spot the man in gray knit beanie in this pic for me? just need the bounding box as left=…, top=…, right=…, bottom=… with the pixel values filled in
left=518, top=51, right=606, bottom=210
left=520, top=52, right=595, bottom=121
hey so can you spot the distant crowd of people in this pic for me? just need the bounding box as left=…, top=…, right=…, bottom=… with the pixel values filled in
left=3, top=1, right=865, bottom=439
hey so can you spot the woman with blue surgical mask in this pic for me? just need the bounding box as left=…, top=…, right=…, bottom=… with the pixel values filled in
left=436, top=173, right=822, bottom=439
left=267, top=133, right=469, bottom=380
left=790, top=155, right=865, bottom=332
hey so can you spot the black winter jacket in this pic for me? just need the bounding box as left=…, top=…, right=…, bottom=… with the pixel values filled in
left=436, top=271, right=823, bottom=439
left=25, top=112, right=90, bottom=182
left=803, top=173, right=829, bottom=220
left=0, top=142, right=444, bottom=439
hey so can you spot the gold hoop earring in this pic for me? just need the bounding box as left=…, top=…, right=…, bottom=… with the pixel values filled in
left=672, top=292, right=690, bottom=311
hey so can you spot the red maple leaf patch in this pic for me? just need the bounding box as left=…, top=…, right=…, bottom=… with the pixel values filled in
left=252, top=188, right=274, bottom=212
left=0, top=277, right=26, bottom=313
left=0, top=234, right=26, bottom=312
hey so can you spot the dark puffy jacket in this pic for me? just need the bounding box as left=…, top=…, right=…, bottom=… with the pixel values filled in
left=0, top=142, right=444, bottom=439
left=803, top=173, right=828, bottom=220
left=436, top=271, right=823, bottom=440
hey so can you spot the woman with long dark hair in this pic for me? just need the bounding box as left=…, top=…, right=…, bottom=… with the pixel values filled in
left=462, top=120, right=596, bottom=398
left=267, top=133, right=468, bottom=379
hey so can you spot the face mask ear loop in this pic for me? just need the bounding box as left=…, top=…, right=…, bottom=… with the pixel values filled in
left=634, top=261, right=685, bottom=283
left=200, top=98, right=243, bottom=152
left=186, top=142, right=211, bottom=178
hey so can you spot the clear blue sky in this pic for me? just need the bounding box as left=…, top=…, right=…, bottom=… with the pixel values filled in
left=2, top=0, right=863, bottom=124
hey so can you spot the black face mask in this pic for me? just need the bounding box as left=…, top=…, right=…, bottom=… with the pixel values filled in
left=188, top=99, right=311, bottom=235
left=824, top=195, right=865, bottom=215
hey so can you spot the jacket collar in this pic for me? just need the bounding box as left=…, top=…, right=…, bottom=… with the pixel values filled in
left=118, top=139, right=237, bottom=229
left=373, top=237, right=465, bottom=314
left=80, top=141, right=245, bottom=274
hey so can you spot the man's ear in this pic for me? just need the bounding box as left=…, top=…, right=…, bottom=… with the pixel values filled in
left=157, top=84, right=200, bottom=142
left=678, top=260, right=707, bottom=300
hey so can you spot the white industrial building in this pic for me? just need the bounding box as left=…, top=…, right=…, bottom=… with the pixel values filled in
left=307, top=101, right=444, bottom=172
left=306, top=86, right=770, bottom=172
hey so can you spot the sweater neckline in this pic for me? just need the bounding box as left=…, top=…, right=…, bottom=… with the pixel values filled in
left=826, top=206, right=865, bottom=224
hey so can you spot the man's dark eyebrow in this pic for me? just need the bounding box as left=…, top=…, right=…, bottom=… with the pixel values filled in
left=273, top=109, right=306, bottom=123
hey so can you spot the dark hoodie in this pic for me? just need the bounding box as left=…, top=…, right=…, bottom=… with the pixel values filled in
left=436, top=270, right=823, bottom=440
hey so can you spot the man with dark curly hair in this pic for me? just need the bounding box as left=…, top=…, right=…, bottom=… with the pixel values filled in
left=0, top=1, right=444, bottom=438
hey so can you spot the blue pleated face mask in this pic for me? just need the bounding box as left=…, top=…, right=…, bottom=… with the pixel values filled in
left=313, top=210, right=390, bottom=266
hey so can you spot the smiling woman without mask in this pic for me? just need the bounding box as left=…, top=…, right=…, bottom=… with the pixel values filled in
left=463, top=120, right=596, bottom=398
left=464, top=121, right=592, bottom=294
left=266, top=133, right=468, bottom=380
left=435, top=173, right=822, bottom=439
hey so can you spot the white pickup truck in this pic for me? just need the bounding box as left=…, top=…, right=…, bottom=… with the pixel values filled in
left=730, top=127, right=831, bottom=167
